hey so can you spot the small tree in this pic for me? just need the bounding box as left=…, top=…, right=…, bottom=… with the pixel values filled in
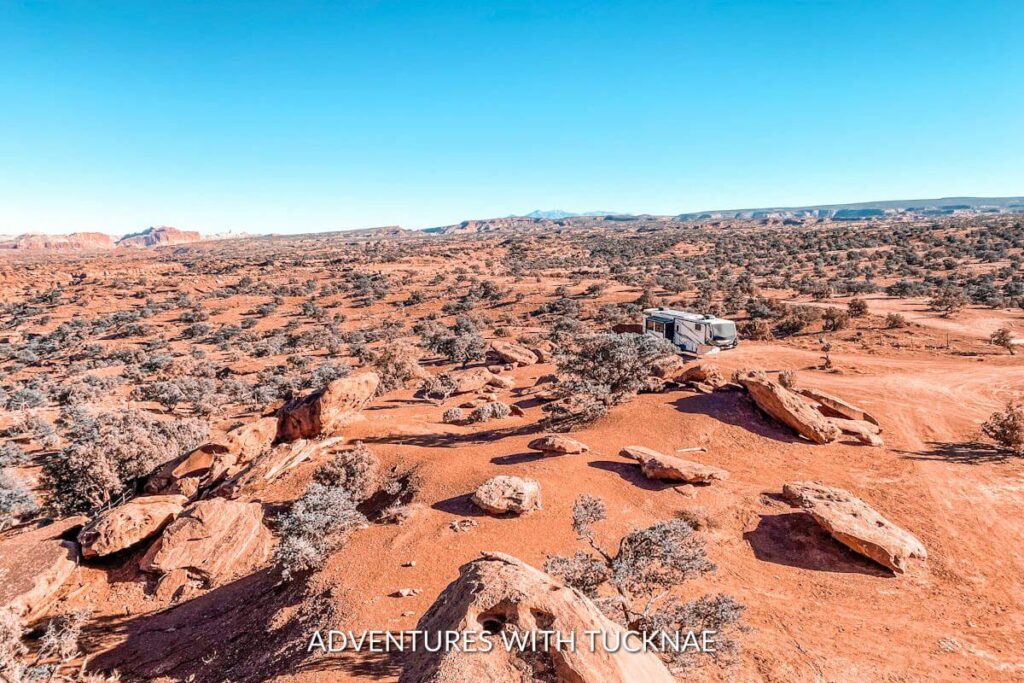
left=982, top=403, right=1024, bottom=455
left=929, top=286, right=967, bottom=317
left=847, top=298, right=868, bottom=318
left=990, top=326, right=1016, bottom=355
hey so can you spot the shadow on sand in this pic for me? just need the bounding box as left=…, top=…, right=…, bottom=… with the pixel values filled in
left=744, top=512, right=891, bottom=577
left=900, top=441, right=1012, bottom=465
left=672, top=391, right=802, bottom=444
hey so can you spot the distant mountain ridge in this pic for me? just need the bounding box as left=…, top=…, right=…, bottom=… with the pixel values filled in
left=676, top=196, right=1024, bottom=220
left=520, top=209, right=622, bottom=219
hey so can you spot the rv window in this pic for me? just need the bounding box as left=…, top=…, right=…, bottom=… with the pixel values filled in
left=646, top=320, right=664, bottom=334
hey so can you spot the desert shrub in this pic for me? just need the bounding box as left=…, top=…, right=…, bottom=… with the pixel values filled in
left=982, top=403, right=1024, bottom=455
left=771, top=316, right=806, bottom=338
left=777, top=369, right=796, bottom=389
left=134, top=376, right=221, bottom=414
left=545, top=494, right=741, bottom=668
left=370, top=342, right=424, bottom=394
left=847, top=297, right=868, bottom=317
left=417, top=317, right=486, bottom=367
left=468, top=401, right=511, bottom=423
left=419, top=373, right=458, bottom=402
left=738, top=319, right=772, bottom=341
left=821, top=307, right=850, bottom=332
left=885, top=312, right=908, bottom=328
left=442, top=407, right=463, bottom=424
left=275, top=483, right=367, bottom=580
left=0, top=609, right=26, bottom=679
left=40, top=410, right=207, bottom=515
left=303, top=362, right=350, bottom=388
left=990, top=326, right=1016, bottom=355
left=38, top=608, right=91, bottom=666
left=313, top=442, right=380, bottom=502
left=0, top=472, right=38, bottom=530
left=556, top=333, right=674, bottom=402
left=6, top=388, right=46, bottom=410
left=0, top=442, right=28, bottom=467
left=929, top=286, right=967, bottom=317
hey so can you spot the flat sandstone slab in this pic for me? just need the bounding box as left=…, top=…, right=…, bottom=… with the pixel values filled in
left=783, top=481, right=926, bottom=573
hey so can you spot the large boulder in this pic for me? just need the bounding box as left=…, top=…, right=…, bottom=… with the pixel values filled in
left=738, top=373, right=841, bottom=444
left=400, top=552, right=675, bottom=683
left=527, top=435, right=590, bottom=455
left=79, top=495, right=188, bottom=558
left=471, top=476, right=542, bottom=516
left=782, top=481, right=927, bottom=573
left=140, top=499, right=272, bottom=584
left=449, top=367, right=497, bottom=394
left=676, top=363, right=726, bottom=388
left=276, top=372, right=379, bottom=442
left=798, top=387, right=879, bottom=426
left=218, top=437, right=344, bottom=498
left=0, top=517, right=85, bottom=618
left=619, top=446, right=729, bottom=483
left=489, top=340, right=538, bottom=366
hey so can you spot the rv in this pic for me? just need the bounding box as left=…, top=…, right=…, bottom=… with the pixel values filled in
left=642, top=307, right=738, bottom=355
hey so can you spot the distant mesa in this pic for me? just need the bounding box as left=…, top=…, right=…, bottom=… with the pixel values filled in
left=0, top=226, right=203, bottom=251
left=116, top=226, right=202, bottom=248
left=0, top=232, right=116, bottom=251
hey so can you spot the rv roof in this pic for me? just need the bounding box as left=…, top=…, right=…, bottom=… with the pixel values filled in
left=643, top=307, right=725, bottom=323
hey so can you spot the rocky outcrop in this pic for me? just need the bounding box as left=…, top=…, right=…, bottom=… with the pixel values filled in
left=276, top=372, right=379, bottom=442
left=471, top=476, right=542, bottom=515
left=799, top=387, right=880, bottom=426
left=116, top=226, right=202, bottom=248
left=783, top=481, right=926, bottom=573
left=79, top=495, right=187, bottom=557
left=140, top=499, right=272, bottom=584
left=527, top=435, right=590, bottom=455
left=619, top=446, right=729, bottom=483
left=218, top=437, right=344, bottom=498
left=146, top=417, right=278, bottom=496
left=0, top=517, right=85, bottom=618
left=400, top=552, right=675, bottom=683
left=489, top=341, right=538, bottom=366
left=829, top=418, right=884, bottom=447
left=738, top=373, right=841, bottom=444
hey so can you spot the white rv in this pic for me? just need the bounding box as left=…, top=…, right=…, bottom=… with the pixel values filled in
left=642, top=307, right=738, bottom=355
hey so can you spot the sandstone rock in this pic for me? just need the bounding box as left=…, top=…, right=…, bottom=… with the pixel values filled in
left=400, top=552, right=675, bottom=683
left=471, top=476, right=542, bottom=515
left=486, top=374, right=516, bottom=390
left=738, top=373, right=841, bottom=444
left=527, top=435, right=590, bottom=455
left=140, top=499, right=272, bottom=584
left=783, top=481, right=926, bottom=573
left=147, top=417, right=278, bottom=495
left=0, top=517, right=85, bottom=618
left=799, top=387, right=880, bottom=426
left=277, top=372, right=379, bottom=441
left=219, top=437, right=344, bottom=498
left=650, top=354, right=687, bottom=379
left=619, top=446, right=729, bottom=483
left=676, top=362, right=726, bottom=388
left=450, top=367, right=497, bottom=394
left=79, top=495, right=188, bottom=557
left=829, top=418, right=884, bottom=447
left=489, top=340, right=538, bottom=366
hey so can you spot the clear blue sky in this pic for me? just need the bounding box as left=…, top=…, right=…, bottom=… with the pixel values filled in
left=1, top=1, right=1021, bottom=235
